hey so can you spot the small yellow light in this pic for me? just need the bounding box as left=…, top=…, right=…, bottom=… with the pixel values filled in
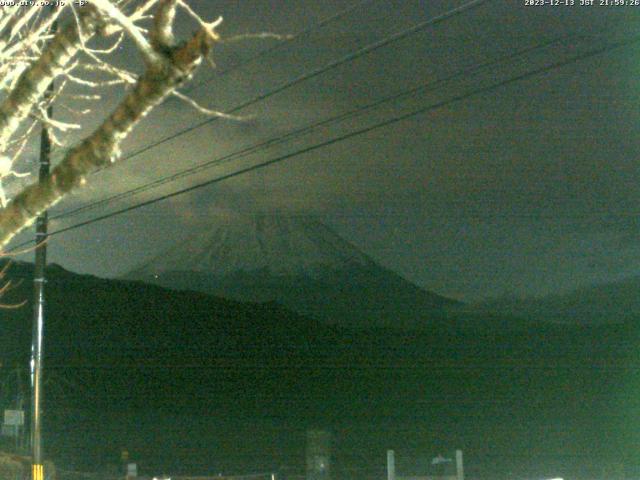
left=32, top=464, right=44, bottom=480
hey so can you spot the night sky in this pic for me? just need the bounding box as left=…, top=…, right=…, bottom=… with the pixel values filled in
left=10, top=0, right=640, bottom=302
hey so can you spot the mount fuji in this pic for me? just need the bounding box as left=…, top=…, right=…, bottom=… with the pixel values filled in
left=125, top=212, right=460, bottom=329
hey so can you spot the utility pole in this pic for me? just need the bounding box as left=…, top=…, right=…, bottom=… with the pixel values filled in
left=386, top=450, right=395, bottom=480
left=31, top=12, right=56, bottom=480
left=455, top=450, right=464, bottom=480
left=31, top=91, right=51, bottom=480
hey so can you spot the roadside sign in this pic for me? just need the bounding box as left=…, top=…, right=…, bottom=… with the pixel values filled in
left=3, top=410, right=24, bottom=426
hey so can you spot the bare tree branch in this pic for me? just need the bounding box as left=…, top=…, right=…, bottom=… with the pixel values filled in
left=0, top=6, right=103, bottom=155
left=152, top=0, right=178, bottom=49
left=89, top=0, right=162, bottom=65
left=0, top=9, right=220, bottom=248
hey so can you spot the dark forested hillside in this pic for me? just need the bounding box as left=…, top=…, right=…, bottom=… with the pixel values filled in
left=0, top=262, right=637, bottom=479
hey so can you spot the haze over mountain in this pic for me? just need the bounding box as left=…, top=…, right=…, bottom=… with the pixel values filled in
left=125, top=212, right=459, bottom=330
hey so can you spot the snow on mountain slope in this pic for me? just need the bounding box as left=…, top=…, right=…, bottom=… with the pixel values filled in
left=132, top=213, right=375, bottom=277
left=125, top=212, right=459, bottom=329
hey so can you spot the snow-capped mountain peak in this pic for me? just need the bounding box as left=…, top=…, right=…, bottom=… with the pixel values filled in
left=126, top=211, right=458, bottom=329
left=132, top=212, right=375, bottom=278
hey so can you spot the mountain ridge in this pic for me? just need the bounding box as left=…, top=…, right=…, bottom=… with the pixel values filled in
left=125, top=212, right=459, bottom=330
left=472, top=274, right=640, bottom=324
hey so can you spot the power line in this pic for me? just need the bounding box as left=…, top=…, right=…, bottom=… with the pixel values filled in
left=90, top=0, right=492, bottom=174
left=9, top=33, right=637, bottom=252
left=52, top=30, right=585, bottom=221
left=180, top=0, right=379, bottom=95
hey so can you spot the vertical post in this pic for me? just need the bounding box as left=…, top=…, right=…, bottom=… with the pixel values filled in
left=31, top=12, right=55, bottom=480
left=14, top=366, right=20, bottom=451
left=31, top=111, right=50, bottom=480
left=455, top=449, right=464, bottom=480
left=386, top=450, right=395, bottom=480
